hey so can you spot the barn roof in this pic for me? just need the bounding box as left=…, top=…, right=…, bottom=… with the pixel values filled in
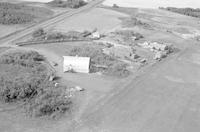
left=63, top=56, right=90, bottom=73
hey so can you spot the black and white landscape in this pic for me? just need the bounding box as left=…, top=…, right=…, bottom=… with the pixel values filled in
left=0, top=0, right=200, bottom=132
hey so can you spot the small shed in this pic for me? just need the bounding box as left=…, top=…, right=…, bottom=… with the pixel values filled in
left=91, top=32, right=101, bottom=39
left=63, top=56, right=90, bottom=73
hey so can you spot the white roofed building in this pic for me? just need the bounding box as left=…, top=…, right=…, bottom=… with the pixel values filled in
left=63, top=56, right=90, bottom=73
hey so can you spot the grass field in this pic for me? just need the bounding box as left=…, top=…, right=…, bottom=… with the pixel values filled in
left=52, top=7, right=128, bottom=33
left=0, top=47, right=9, bottom=54
left=0, top=24, right=25, bottom=38
left=0, top=2, right=55, bottom=38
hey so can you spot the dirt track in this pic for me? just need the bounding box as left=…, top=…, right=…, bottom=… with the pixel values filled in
left=73, top=40, right=200, bottom=132
left=72, top=9, right=200, bottom=132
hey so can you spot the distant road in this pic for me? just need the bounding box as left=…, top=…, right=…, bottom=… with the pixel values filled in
left=0, top=0, right=104, bottom=45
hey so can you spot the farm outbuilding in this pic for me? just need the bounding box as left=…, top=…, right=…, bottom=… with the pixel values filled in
left=63, top=56, right=90, bottom=73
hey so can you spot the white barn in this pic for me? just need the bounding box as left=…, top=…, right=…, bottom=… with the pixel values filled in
left=63, top=56, right=90, bottom=73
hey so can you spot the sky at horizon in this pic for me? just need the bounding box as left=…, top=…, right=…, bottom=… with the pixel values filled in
left=16, top=0, right=200, bottom=8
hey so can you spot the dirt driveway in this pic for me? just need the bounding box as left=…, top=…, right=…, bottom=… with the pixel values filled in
left=71, top=8, right=200, bottom=132
left=73, top=38, right=200, bottom=132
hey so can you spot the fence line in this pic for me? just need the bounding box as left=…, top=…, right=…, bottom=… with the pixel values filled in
left=16, top=39, right=92, bottom=46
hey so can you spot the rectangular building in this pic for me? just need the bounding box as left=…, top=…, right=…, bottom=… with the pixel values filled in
left=63, top=56, right=90, bottom=73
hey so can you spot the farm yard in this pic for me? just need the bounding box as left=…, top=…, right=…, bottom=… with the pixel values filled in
left=1, top=0, right=200, bottom=132
left=0, top=2, right=179, bottom=131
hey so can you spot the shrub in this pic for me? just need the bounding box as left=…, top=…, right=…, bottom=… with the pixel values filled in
left=162, top=7, right=200, bottom=18
left=32, top=28, right=46, bottom=38
left=26, top=83, right=71, bottom=118
left=0, top=73, right=46, bottom=102
left=31, top=30, right=86, bottom=41
left=113, top=4, right=119, bottom=8
left=0, top=51, right=45, bottom=67
left=121, top=17, right=151, bottom=29
left=65, top=31, right=84, bottom=40
left=115, top=30, right=143, bottom=39
left=114, top=30, right=144, bottom=45
left=48, top=0, right=87, bottom=8
left=105, top=63, right=130, bottom=77
left=82, top=30, right=92, bottom=37
left=46, top=32, right=66, bottom=40
left=0, top=51, right=71, bottom=118
left=0, top=2, right=53, bottom=25
left=0, top=51, right=47, bottom=102
left=0, top=11, right=33, bottom=24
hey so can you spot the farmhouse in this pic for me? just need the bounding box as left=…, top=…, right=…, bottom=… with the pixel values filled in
left=63, top=56, right=90, bottom=73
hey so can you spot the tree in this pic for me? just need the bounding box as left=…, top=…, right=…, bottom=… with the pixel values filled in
left=113, top=4, right=119, bottom=8
left=32, top=28, right=45, bottom=38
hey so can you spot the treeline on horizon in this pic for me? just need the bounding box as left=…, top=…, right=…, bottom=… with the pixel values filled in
left=160, top=7, right=200, bottom=18
left=47, top=0, right=87, bottom=8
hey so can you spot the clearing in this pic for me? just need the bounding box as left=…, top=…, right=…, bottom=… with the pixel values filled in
left=1, top=1, right=200, bottom=132
left=71, top=6, right=200, bottom=132
left=52, top=7, right=128, bottom=33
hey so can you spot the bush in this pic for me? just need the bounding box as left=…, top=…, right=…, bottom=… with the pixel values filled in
left=0, top=51, right=71, bottom=118
left=48, top=0, right=87, bottom=8
left=105, top=63, right=130, bottom=77
left=46, top=32, right=66, bottom=40
left=0, top=51, right=48, bottom=102
left=114, top=30, right=143, bottom=45
left=32, top=28, right=46, bottom=38
left=0, top=2, right=53, bottom=25
left=82, top=30, right=92, bottom=37
left=31, top=30, right=86, bottom=41
left=26, top=83, right=71, bottom=118
left=0, top=11, right=33, bottom=24
left=65, top=30, right=84, bottom=40
left=0, top=73, right=46, bottom=102
left=115, top=30, right=143, bottom=40
left=121, top=17, right=151, bottom=29
left=0, top=51, right=45, bottom=67
left=162, top=7, right=200, bottom=18
left=113, top=4, right=119, bottom=8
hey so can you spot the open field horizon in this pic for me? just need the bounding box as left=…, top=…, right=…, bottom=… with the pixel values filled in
left=1, top=0, right=200, bottom=131
left=15, top=0, right=200, bottom=8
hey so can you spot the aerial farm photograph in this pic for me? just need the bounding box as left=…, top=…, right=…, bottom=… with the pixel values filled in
left=0, top=0, right=200, bottom=131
